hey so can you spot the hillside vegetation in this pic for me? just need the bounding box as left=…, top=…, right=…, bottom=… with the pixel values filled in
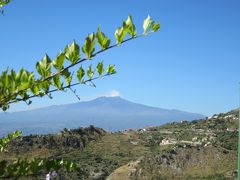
left=0, top=109, right=238, bottom=179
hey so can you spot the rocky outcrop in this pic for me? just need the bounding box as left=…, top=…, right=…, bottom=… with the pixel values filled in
left=6, top=125, right=106, bottom=153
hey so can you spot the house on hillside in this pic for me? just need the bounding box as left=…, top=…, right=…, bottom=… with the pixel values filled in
left=129, top=140, right=138, bottom=145
left=160, top=138, right=177, bottom=145
left=226, top=128, right=237, bottom=132
left=212, top=115, right=218, bottom=119
left=138, top=128, right=147, bottom=133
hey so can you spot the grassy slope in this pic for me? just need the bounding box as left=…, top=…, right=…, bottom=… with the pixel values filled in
left=58, top=132, right=150, bottom=179
left=133, top=146, right=236, bottom=179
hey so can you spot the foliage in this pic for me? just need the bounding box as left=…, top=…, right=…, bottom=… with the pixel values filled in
left=0, top=158, right=76, bottom=178
left=0, top=15, right=160, bottom=112
left=139, top=131, right=163, bottom=147
left=186, top=173, right=227, bottom=180
left=214, top=131, right=238, bottom=151
left=143, top=15, right=160, bottom=35
left=0, top=131, right=21, bottom=152
left=0, top=131, right=77, bottom=178
left=0, top=131, right=78, bottom=178
left=0, top=0, right=11, bottom=14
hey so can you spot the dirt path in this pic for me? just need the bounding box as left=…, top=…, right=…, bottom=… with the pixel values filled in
left=106, top=158, right=142, bottom=180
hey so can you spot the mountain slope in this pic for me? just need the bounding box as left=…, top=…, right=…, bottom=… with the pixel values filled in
left=129, top=109, right=238, bottom=179
left=0, top=97, right=205, bottom=136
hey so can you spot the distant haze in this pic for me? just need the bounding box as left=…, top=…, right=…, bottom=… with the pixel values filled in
left=0, top=97, right=205, bottom=137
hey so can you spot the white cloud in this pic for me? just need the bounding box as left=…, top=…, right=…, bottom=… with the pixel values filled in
left=81, top=90, right=121, bottom=101
left=104, top=90, right=121, bottom=97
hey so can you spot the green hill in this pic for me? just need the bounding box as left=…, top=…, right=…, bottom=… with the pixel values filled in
left=0, top=109, right=238, bottom=179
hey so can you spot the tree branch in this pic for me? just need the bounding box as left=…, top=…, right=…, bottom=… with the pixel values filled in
left=6, top=73, right=113, bottom=105
left=0, top=35, right=143, bottom=107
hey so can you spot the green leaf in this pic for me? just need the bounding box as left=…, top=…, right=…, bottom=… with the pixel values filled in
left=29, top=159, right=42, bottom=174
left=36, top=54, right=52, bottom=78
left=42, top=54, right=52, bottom=70
left=77, top=66, right=85, bottom=83
left=106, top=65, right=116, bottom=74
left=36, top=62, right=43, bottom=76
left=8, top=70, right=17, bottom=94
left=87, top=65, right=94, bottom=79
left=1, top=105, right=9, bottom=112
left=143, top=15, right=160, bottom=34
left=30, top=85, right=40, bottom=95
left=53, top=52, right=65, bottom=71
left=62, top=69, right=72, bottom=86
left=52, top=75, right=62, bottom=89
left=20, top=69, right=28, bottom=82
left=19, top=92, right=29, bottom=100
left=0, top=131, right=22, bottom=153
left=63, top=160, right=77, bottom=172
left=28, top=73, right=35, bottom=83
left=17, top=82, right=30, bottom=91
left=12, top=130, right=22, bottom=138
left=115, top=27, right=127, bottom=44
left=152, top=22, right=160, bottom=32
left=82, top=33, right=95, bottom=59
left=15, top=69, right=31, bottom=91
left=0, top=0, right=11, bottom=8
left=0, top=69, right=10, bottom=90
left=39, top=81, right=50, bottom=93
left=143, top=15, right=152, bottom=35
left=65, top=41, right=80, bottom=64
left=96, top=27, right=110, bottom=50
left=97, top=61, right=104, bottom=76
left=123, top=15, right=136, bottom=37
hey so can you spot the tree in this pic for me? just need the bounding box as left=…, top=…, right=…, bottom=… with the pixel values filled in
left=0, top=2, right=160, bottom=178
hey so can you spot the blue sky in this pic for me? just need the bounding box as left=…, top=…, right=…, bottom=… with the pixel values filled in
left=1, top=0, right=240, bottom=115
